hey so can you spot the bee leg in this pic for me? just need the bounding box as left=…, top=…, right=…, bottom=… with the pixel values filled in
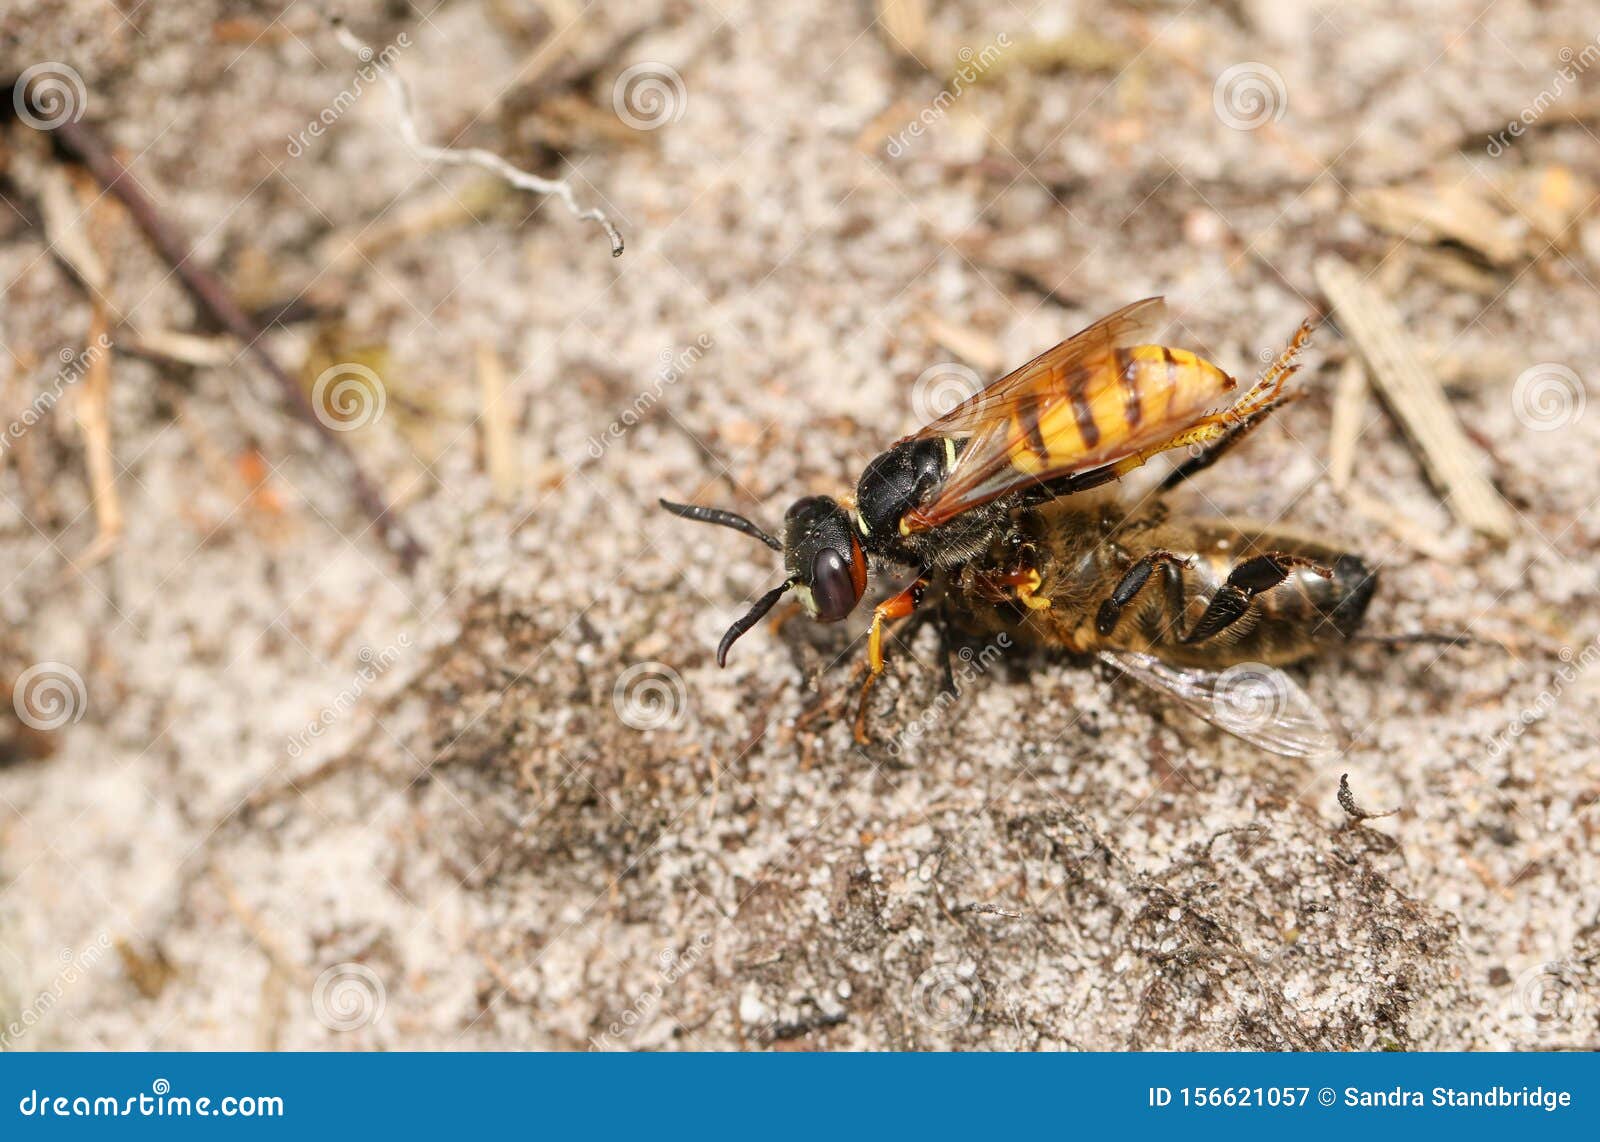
left=854, top=576, right=929, bottom=744
left=1094, top=551, right=1190, bottom=637
left=1180, top=552, right=1333, bottom=645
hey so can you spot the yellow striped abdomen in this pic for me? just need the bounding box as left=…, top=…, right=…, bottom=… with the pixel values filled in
left=1004, top=345, right=1237, bottom=476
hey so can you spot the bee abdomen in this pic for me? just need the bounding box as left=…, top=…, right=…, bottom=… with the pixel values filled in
left=1323, top=553, right=1379, bottom=639
left=1180, top=546, right=1376, bottom=662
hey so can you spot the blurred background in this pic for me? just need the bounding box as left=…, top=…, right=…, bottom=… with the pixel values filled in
left=1, top=0, right=1597, bottom=1049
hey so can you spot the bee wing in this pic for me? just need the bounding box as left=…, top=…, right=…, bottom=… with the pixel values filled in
left=1097, top=650, right=1341, bottom=761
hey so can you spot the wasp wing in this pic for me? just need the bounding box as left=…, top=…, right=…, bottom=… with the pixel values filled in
left=1098, top=650, right=1340, bottom=760
left=904, top=297, right=1169, bottom=440
left=900, top=297, right=1245, bottom=532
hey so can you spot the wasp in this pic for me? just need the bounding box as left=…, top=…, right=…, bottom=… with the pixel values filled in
left=662, top=298, right=1377, bottom=757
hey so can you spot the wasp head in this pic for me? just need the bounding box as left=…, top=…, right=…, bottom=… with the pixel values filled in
left=781, top=495, right=867, bottom=623
left=659, top=493, right=867, bottom=666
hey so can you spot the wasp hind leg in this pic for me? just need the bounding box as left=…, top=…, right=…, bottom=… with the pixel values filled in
left=1098, top=319, right=1316, bottom=490
left=1180, top=551, right=1332, bottom=645
left=853, top=575, right=930, bottom=744
left=1158, top=401, right=1286, bottom=491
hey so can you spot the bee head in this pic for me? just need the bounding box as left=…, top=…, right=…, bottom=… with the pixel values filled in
left=659, top=494, right=864, bottom=666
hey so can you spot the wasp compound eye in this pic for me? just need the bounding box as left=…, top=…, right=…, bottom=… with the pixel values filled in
left=809, top=547, right=861, bottom=622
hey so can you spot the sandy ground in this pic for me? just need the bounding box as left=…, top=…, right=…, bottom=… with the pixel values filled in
left=1, top=0, right=1598, bottom=1050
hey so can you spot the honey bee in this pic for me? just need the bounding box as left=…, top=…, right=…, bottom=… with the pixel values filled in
left=662, top=298, right=1377, bottom=757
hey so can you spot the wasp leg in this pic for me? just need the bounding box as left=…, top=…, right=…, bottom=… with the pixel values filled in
left=936, top=611, right=963, bottom=697
left=969, top=556, right=1053, bottom=611
left=1095, top=550, right=1191, bottom=637
left=1158, top=398, right=1294, bottom=491
left=854, top=576, right=929, bottom=744
left=1072, top=320, right=1317, bottom=492
left=1180, top=551, right=1333, bottom=645
left=1022, top=462, right=1126, bottom=505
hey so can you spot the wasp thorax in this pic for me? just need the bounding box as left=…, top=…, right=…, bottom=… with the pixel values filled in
left=854, top=438, right=950, bottom=541
left=783, top=495, right=866, bottom=622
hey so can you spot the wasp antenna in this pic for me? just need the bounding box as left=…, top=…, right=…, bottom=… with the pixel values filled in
left=717, top=580, right=793, bottom=667
left=660, top=498, right=782, bottom=551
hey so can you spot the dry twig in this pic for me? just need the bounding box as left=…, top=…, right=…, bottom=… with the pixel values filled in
left=476, top=342, right=519, bottom=502
left=330, top=17, right=623, bottom=258
left=45, top=117, right=426, bottom=569
left=1327, top=354, right=1367, bottom=491
left=74, top=300, right=121, bottom=566
left=1338, top=773, right=1400, bottom=822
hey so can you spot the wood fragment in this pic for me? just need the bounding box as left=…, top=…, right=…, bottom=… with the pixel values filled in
left=476, top=342, right=519, bottom=502
left=1313, top=255, right=1515, bottom=539
left=481, top=7, right=658, bottom=122
left=916, top=313, right=1003, bottom=373
left=877, top=0, right=930, bottom=63
left=214, top=868, right=310, bottom=984
left=123, top=329, right=238, bottom=368
left=976, top=31, right=1133, bottom=80
left=319, top=178, right=509, bottom=275
left=1355, top=183, right=1529, bottom=268
left=74, top=301, right=121, bottom=566
left=1327, top=354, right=1367, bottom=491
left=115, top=938, right=176, bottom=999
left=1340, top=487, right=1457, bottom=561
left=34, top=160, right=111, bottom=300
